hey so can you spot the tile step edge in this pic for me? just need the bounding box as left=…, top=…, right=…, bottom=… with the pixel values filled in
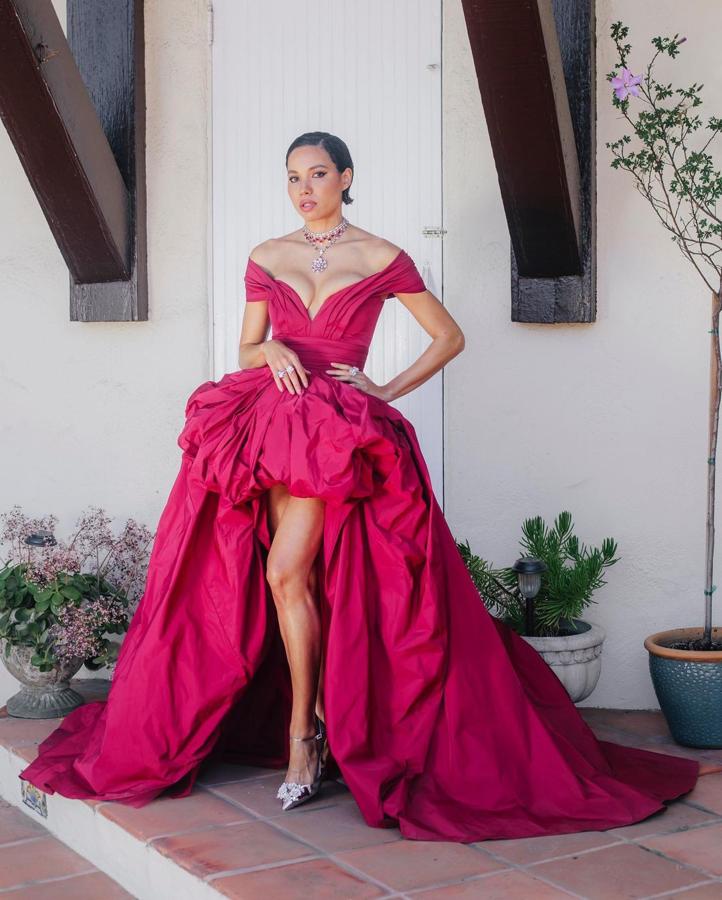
left=0, top=744, right=220, bottom=900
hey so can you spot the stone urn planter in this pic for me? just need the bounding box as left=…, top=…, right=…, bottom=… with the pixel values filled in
left=522, top=619, right=606, bottom=703
left=644, top=627, right=722, bottom=748
left=1, top=640, right=84, bottom=718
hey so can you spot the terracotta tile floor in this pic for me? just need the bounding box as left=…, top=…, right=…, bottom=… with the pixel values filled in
left=0, top=798, right=133, bottom=896
left=2, top=681, right=722, bottom=898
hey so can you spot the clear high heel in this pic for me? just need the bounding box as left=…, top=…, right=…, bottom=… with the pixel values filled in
left=316, top=715, right=330, bottom=781
left=276, top=717, right=327, bottom=811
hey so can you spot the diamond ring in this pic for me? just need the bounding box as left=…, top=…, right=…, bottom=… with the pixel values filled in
left=349, top=366, right=360, bottom=377
left=277, top=369, right=287, bottom=378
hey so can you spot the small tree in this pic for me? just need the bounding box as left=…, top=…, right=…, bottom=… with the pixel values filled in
left=607, top=22, right=722, bottom=649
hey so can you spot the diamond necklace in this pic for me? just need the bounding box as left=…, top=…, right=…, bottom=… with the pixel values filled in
left=302, top=215, right=350, bottom=273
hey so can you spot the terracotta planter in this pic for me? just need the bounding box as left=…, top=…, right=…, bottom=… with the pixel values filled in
left=644, top=627, right=722, bottom=748
left=1, top=640, right=84, bottom=718
left=521, top=619, right=605, bottom=702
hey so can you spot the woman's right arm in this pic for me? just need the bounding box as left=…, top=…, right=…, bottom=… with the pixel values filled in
left=238, top=306, right=310, bottom=394
left=238, top=302, right=272, bottom=370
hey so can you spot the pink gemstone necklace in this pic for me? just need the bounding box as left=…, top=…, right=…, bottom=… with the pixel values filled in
left=302, top=215, right=350, bottom=273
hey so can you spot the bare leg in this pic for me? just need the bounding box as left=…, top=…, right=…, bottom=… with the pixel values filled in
left=266, top=483, right=326, bottom=785
left=306, top=556, right=326, bottom=723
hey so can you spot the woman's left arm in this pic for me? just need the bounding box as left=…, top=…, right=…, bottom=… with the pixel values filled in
left=326, top=287, right=465, bottom=402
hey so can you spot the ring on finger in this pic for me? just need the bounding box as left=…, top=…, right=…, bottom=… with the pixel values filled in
left=277, top=369, right=288, bottom=378
left=349, top=366, right=360, bottom=377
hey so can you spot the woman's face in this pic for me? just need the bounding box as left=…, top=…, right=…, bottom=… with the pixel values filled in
left=286, top=145, right=352, bottom=221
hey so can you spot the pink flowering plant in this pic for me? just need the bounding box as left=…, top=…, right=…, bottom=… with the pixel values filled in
left=607, top=23, right=722, bottom=651
left=606, top=22, right=722, bottom=294
left=0, top=505, right=154, bottom=672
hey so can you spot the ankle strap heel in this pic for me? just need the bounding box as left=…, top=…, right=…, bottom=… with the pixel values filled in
left=276, top=727, right=326, bottom=811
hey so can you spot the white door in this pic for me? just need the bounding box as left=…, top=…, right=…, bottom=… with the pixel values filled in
left=211, top=0, right=444, bottom=504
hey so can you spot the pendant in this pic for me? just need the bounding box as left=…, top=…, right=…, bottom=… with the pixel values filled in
left=311, top=255, right=328, bottom=273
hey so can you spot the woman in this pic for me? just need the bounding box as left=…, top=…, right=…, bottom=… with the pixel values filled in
left=20, top=132, right=702, bottom=842
left=245, top=136, right=466, bottom=811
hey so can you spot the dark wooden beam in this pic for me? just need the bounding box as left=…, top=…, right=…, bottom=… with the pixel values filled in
left=68, top=0, right=147, bottom=322
left=462, top=0, right=582, bottom=276
left=0, top=0, right=130, bottom=283
left=462, top=0, right=596, bottom=323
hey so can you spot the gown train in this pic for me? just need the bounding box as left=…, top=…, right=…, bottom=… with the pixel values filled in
left=19, top=249, right=699, bottom=842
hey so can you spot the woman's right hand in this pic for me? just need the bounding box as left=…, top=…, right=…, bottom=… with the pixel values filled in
left=261, top=340, right=311, bottom=394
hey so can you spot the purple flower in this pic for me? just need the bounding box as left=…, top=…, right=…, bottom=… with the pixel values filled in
left=611, top=67, right=643, bottom=101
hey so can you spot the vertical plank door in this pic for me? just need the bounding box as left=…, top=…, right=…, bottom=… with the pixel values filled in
left=211, top=0, right=444, bottom=502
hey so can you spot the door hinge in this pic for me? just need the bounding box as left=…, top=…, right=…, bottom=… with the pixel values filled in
left=422, top=226, right=447, bottom=237
left=208, top=2, right=214, bottom=45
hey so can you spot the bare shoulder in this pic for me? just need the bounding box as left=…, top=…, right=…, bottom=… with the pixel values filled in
left=362, top=236, right=403, bottom=272
left=248, top=238, right=284, bottom=269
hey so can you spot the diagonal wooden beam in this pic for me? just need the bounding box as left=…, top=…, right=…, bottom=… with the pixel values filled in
left=0, top=0, right=130, bottom=283
left=461, top=0, right=583, bottom=278
left=68, top=0, right=147, bottom=321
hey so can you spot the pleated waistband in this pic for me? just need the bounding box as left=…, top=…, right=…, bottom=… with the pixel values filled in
left=272, top=335, right=368, bottom=371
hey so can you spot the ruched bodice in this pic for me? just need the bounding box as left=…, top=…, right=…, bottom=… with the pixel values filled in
left=270, top=335, right=368, bottom=371
left=243, top=248, right=427, bottom=369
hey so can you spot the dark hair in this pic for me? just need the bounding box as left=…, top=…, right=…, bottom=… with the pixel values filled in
left=285, top=132, right=354, bottom=205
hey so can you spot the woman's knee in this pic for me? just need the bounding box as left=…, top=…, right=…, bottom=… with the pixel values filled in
left=266, top=548, right=321, bottom=605
left=266, top=561, right=312, bottom=604
left=265, top=493, right=325, bottom=602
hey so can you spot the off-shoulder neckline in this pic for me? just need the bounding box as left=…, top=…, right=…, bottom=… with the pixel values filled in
left=246, top=248, right=406, bottom=323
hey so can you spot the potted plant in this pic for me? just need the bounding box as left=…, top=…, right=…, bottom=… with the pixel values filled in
left=0, top=505, right=154, bottom=718
left=457, top=511, right=618, bottom=702
left=608, top=23, right=722, bottom=747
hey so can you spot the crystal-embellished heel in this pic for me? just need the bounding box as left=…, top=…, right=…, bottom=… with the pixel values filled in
left=276, top=723, right=325, bottom=811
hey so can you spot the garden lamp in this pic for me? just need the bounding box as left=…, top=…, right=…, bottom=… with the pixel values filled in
left=24, top=530, right=57, bottom=547
left=512, top=557, right=547, bottom=636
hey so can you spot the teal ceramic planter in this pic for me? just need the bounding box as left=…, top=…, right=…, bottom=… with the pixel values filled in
left=645, top=627, right=722, bottom=749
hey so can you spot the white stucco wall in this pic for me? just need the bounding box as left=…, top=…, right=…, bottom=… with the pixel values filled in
left=1, top=0, right=718, bottom=710
left=443, top=0, right=721, bottom=708
left=0, top=0, right=211, bottom=702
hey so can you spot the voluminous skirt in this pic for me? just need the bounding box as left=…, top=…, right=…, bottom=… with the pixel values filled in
left=19, top=365, right=699, bottom=842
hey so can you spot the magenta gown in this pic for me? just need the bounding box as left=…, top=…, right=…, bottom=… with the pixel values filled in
left=19, top=249, right=699, bottom=842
